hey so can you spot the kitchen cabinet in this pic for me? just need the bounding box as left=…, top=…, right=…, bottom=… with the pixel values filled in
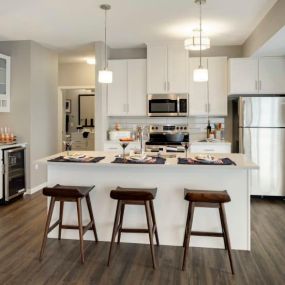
left=147, top=44, right=188, bottom=94
left=228, top=57, right=285, bottom=95
left=0, top=54, right=11, bottom=112
left=108, top=59, right=146, bottom=116
left=189, top=57, right=227, bottom=116
left=190, top=142, right=231, bottom=153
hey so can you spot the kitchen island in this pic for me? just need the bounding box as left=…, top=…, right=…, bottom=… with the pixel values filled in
left=44, top=151, right=257, bottom=250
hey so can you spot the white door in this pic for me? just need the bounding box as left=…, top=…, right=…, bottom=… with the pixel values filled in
left=127, top=59, right=147, bottom=116
left=0, top=54, right=11, bottom=112
left=167, top=46, right=188, bottom=93
left=208, top=57, right=228, bottom=116
left=188, top=57, right=208, bottom=116
left=259, top=57, right=285, bottom=94
left=147, top=45, right=168, bottom=94
left=228, top=58, right=259, bottom=95
left=108, top=60, right=128, bottom=116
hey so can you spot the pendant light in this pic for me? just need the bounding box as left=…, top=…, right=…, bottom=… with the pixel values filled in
left=192, top=0, right=208, bottom=82
left=184, top=29, right=210, bottom=51
left=98, top=4, right=113, bottom=84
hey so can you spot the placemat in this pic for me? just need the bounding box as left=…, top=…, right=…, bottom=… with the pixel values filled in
left=178, top=157, right=236, bottom=165
left=49, top=156, right=105, bottom=163
left=112, top=157, right=166, bottom=164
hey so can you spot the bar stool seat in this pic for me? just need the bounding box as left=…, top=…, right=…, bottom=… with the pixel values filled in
left=39, top=184, right=98, bottom=264
left=108, top=186, right=159, bottom=269
left=182, top=189, right=234, bottom=274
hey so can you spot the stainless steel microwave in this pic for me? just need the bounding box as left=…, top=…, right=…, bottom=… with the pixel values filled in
left=147, top=94, right=188, bottom=117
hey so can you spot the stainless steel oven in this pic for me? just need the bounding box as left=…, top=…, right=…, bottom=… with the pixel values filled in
left=148, top=94, right=188, bottom=117
left=3, top=147, right=26, bottom=202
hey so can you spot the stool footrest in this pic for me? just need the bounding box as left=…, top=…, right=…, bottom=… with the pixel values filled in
left=121, top=228, right=149, bottom=234
left=191, top=231, right=223, bottom=237
left=48, top=220, right=60, bottom=233
left=61, top=221, right=94, bottom=236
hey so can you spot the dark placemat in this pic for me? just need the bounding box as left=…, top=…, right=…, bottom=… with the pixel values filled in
left=49, top=156, right=105, bottom=163
left=112, top=157, right=166, bottom=164
left=178, top=157, right=236, bottom=165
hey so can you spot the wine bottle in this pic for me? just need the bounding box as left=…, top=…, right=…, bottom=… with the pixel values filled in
left=206, top=120, right=211, bottom=139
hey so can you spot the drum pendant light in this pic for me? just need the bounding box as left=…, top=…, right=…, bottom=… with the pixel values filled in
left=98, top=4, right=113, bottom=84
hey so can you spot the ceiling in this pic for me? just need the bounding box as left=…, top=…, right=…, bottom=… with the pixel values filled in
left=0, top=0, right=277, bottom=51
left=254, top=26, right=285, bottom=56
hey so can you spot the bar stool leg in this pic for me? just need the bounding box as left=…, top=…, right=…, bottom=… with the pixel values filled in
left=145, top=201, right=156, bottom=269
left=183, top=201, right=192, bottom=248
left=76, top=198, right=85, bottom=264
left=182, top=202, right=194, bottom=271
left=58, top=201, right=64, bottom=240
left=149, top=200, right=159, bottom=246
left=85, top=193, right=99, bottom=242
left=219, top=203, right=235, bottom=274
left=107, top=200, right=122, bottom=266
left=39, top=197, right=56, bottom=261
left=117, top=203, right=125, bottom=244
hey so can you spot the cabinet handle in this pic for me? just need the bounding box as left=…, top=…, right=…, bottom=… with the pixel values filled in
left=167, top=81, right=170, bottom=91
left=205, top=104, right=208, bottom=113
left=204, top=149, right=215, bottom=152
left=255, top=80, right=258, bottom=90
left=208, top=103, right=210, bottom=113
left=164, top=82, right=166, bottom=91
left=259, top=80, right=262, bottom=90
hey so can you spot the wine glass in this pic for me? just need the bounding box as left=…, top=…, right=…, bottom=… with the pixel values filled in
left=181, top=141, right=190, bottom=159
left=63, top=136, right=73, bottom=156
left=120, top=141, right=129, bottom=161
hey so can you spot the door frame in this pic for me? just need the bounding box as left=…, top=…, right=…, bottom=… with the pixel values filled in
left=58, top=85, right=95, bottom=152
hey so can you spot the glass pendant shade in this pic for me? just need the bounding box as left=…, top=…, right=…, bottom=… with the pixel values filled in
left=98, top=69, right=113, bottom=84
left=193, top=67, right=208, bottom=82
left=184, top=30, right=210, bottom=51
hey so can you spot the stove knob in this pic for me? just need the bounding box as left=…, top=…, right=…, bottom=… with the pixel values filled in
left=176, top=126, right=179, bottom=130
left=152, top=127, right=155, bottom=130
left=155, top=127, right=159, bottom=130
left=180, top=127, right=183, bottom=130
left=184, top=127, right=187, bottom=130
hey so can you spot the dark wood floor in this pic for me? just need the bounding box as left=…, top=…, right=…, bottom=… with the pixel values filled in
left=0, top=193, right=284, bottom=285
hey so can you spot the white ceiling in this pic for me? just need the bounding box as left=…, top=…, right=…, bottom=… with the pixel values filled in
left=254, top=26, right=285, bottom=56
left=0, top=0, right=277, bottom=50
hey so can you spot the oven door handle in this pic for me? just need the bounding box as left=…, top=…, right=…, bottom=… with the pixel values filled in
left=177, top=96, right=180, bottom=115
left=5, top=147, right=26, bottom=153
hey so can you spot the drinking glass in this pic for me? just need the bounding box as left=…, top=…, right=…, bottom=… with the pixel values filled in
left=181, top=141, right=190, bottom=159
left=120, top=141, right=129, bottom=161
left=63, top=136, right=73, bottom=156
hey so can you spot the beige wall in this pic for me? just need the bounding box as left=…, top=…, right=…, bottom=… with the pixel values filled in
left=243, top=0, right=285, bottom=57
left=189, top=45, right=243, bottom=58
left=58, top=62, right=95, bottom=86
left=0, top=40, right=58, bottom=191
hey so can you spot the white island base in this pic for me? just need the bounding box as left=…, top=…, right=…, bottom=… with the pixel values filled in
left=46, top=152, right=257, bottom=251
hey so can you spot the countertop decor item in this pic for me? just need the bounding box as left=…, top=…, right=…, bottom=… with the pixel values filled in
left=49, top=156, right=105, bottom=163
left=178, top=157, right=236, bottom=165
left=112, top=156, right=166, bottom=165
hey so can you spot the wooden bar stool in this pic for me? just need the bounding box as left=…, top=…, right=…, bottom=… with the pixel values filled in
left=39, top=184, right=98, bottom=264
left=182, top=189, right=234, bottom=274
left=107, top=186, right=159, bottom=269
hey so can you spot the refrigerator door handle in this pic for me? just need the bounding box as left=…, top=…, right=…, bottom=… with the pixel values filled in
left=239, top=127, right=244, bottom=153
left=238, top=97, right=245, bottom=127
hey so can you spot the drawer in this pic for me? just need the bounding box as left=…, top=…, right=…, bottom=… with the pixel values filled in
left=190, top=144, right=231, bottom=153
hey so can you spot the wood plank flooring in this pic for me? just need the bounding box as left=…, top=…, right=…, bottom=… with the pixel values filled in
left=0, top=193, right=284, bottom=285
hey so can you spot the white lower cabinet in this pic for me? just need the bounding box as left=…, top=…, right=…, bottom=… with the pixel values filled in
left=108, top=59, right=146, bottom=116
left=190, top=143, right=231, bottom=154
left=189, top=57, right=228, bottom=116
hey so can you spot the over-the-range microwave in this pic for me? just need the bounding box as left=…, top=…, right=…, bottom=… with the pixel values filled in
left=147, top=94, right=188, bottom=117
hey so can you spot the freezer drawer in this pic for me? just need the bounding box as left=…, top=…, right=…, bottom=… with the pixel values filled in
left=242, top=127, right=285, bottom=196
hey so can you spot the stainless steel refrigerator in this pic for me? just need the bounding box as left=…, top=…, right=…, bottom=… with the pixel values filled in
left=234, top=96, right=285, bottom=196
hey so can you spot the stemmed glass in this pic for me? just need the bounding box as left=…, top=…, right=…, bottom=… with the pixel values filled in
left=63, top=136, right=73, bottom=156
left=181, top=141, right=190, bottom=159
left=120, top=141, right=129, bottom=161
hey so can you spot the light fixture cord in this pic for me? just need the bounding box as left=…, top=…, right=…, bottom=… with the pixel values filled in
left=199, top=0, right=202, bottom=68
left=105, top=8, right=107, bottom=69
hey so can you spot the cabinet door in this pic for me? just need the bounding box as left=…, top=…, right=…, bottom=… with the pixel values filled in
left=0, top=54, right=11, bottom=112
left=191, top=143, right=231, bottom=153
left=167, top=46, right=188, bottom=93
left=127, top=59, right=147, bottom=116
left=147, top=45, right=168, bottom=94
left=259, top=57, right=285, bottom=94
left=188, top=57, right=208, bottom=116
left=208, top=57, right=228, bottom=116
left=108, top=60, right=128, bottom=116
left=228, top=58, right=258, bottom=94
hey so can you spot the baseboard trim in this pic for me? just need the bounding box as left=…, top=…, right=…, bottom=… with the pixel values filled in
left=28, top=182, right=47, bottom=195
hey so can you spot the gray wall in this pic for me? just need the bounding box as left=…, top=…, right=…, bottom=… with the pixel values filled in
left=0, top=40, right=58, bottom=191
left=243, top=0, right=285, bottom=57
left=109, top=47, right=147, bottom=59
left=189, top=45, right=243, bottom=58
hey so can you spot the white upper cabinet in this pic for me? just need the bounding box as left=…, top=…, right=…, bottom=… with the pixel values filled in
left=228, top=57, right=285, bottom=95
left=189, top=57, right=208, bottom=116
left=147, top=44, right=188, bottom=94
left=108, top=59, right=147, bottom=116
left=108, top=60, right=128, bottom=116
left=127, top=59, right=147, bottom=116
left=259, top=57, right=285, bottom=94
left=189, top=57, right=228, bottom=116
left=0, top=54, right=11, bottom=112
left=208, top=57, right=228, bottom=116
left=228, top=58, right=259, bottom=95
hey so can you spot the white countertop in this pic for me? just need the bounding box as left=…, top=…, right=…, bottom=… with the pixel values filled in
left=45, top=151, right=258, bottom=169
